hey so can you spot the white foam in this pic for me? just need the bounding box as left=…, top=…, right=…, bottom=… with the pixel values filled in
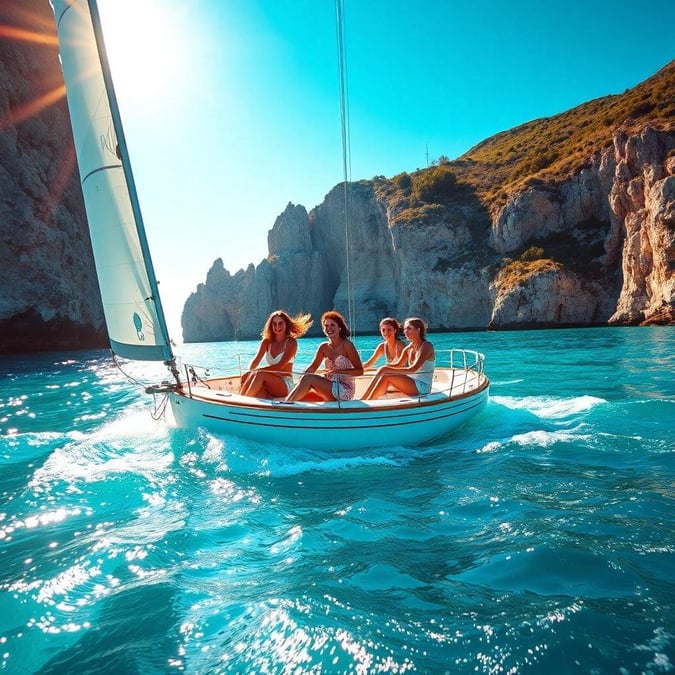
left=27, top=408, right=174, bottom=489
left=492, top=394, right=606, bottom=419
left=511, top=428, right=591, bottom=448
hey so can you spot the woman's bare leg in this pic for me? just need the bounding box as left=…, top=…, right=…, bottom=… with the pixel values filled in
left=241, top=371, right=289, bottom=398
left=362, top=374, right=419, bottom=400
left=361, top=375, right=383, bottom=400
left=286, top=374, right=335, bottom=401
left=239, top=370, right=253, bottom=392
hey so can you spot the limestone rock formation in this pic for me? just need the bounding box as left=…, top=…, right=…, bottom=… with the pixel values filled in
left=608, top=128, right=675, bottom=324
left=183, top=128, right=674, bottom=340
left=0, top=0, right=105, bottom=354
left=182, top=58, right=675, bottom=341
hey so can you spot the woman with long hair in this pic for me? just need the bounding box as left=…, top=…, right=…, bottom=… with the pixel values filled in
left=285, top=310, right=363, bottom=402
left=239, top=310, right=312, bottom=398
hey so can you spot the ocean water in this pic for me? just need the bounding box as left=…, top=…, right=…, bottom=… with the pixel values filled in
left=1, top=326, right=673, bottom=674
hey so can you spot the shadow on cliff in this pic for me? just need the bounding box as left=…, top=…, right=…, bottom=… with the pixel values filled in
left=0, top=310, right=108, bottom=355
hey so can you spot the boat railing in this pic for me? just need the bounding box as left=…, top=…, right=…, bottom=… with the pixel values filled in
left=430, top=349, right=487, bottom=399
left=447, top=348, right=485, bottom=374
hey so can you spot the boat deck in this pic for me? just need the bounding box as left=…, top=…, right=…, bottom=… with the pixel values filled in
left=175, top=367, right=488, bottom=410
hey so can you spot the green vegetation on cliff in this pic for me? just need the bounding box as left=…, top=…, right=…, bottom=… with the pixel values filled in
left=375, top=60, right=675, bottom=220
left=463, top=60, right=675, bottom=204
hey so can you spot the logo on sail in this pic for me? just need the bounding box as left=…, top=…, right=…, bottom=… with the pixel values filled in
left=100, top=124, right=120, bottom=161
left=133, top=312, right=145, bottom=341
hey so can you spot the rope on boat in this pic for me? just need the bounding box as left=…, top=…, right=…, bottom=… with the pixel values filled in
left=149, top=390, right=170, bottom=421
left=187, top=365, right=211, bottom=388
left=111, top=350, right=154, bottom=388
left=111, top=350, right=173, bottom=418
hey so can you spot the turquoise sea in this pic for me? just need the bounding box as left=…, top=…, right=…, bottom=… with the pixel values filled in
left=1, top=326, right=673, bottom=674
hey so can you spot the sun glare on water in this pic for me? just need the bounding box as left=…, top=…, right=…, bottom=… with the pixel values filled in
left=96, top=0, right=184, bottom=103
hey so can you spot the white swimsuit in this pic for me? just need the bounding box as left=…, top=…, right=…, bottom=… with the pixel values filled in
left=264, top=343, right=294, bottom=392
left=408, top=357, right=435, bottom=395
left=383, top=341, right=405, bottom=364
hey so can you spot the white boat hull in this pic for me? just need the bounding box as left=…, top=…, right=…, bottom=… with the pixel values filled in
left=167, top=367, right=489, bottom=450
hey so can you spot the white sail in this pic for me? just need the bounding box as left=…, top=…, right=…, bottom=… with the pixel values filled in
left=52, top=0, right=173, bottom=362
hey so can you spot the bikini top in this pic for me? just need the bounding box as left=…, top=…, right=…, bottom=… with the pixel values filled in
left=413, top=357, right=436, bottom=374
left=383, top=340, right=405, bottom=364
left=265, top=340, right=291, bottom=366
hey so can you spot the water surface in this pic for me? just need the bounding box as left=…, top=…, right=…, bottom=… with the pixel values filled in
left=1, top=327, right=673, bottom=673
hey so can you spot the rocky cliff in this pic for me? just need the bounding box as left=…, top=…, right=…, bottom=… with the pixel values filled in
left=1, top=0, right=672, bottom=352
left=0, top=0, right=106, bottom=354
left=183, top=62, right=675, bottom=341
left=489, top=126, right=675, bottom=327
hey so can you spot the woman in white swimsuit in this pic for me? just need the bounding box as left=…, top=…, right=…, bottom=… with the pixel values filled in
left=363, top=317, right=406, bottom=369
left=239, top=310, right=313, bottom=398
left=361, top=317, right=436, bottom=399
left=285, top=311, right=364, bottom=402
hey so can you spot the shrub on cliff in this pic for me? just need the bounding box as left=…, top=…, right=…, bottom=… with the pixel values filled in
left=393, top=172, right=412, bottom=190
left=521, top=246, right=545, bottom=262
left=411, top=165, right=458, bottom=204
left=498, top=258, right=563, bottom=287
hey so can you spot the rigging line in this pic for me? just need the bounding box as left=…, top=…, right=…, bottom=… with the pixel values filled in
left=335, top=0, right=355, bottom=335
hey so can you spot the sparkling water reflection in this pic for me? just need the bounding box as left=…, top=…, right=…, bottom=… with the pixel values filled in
left=0, top=327, right=673, bottom=673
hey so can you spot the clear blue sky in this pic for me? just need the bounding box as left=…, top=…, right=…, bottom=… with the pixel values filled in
left=96, top=0, right=674, bottom=339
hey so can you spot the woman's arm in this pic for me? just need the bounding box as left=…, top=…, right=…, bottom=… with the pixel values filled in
left=388, top=344, right=411, bottom=368
left=303, top=343, right=327, bottom=374
left=246, top=340, right=268, bottom=370
left=362, top=343, right=384, bottom=369
left=379, top=343, right=433, bottom=375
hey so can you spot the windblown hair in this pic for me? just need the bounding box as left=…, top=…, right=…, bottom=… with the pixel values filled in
left=380, top=316, right=404, bottom=341
left=261, top=310, right=313, bottom=340
left=322, top=310, right=350, bottom=338
left=405, top=317, right=428, bottom=340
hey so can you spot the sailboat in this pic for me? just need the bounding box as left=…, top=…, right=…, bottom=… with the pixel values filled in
left=51, top=0, right=489, bottom=451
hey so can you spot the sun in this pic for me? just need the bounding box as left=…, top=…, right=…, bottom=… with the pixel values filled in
left=96, top=0, right=184, bottom=103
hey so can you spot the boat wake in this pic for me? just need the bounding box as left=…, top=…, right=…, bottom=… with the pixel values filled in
left=192, top=433, right=420, bottom=478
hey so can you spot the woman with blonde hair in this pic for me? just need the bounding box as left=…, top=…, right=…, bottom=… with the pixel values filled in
left=361, top=317, right=435, bottom=400
left=239, top=310, right=312, bottom=398
left=285, top=310, right=363, bottom=402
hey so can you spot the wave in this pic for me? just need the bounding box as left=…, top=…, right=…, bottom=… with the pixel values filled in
left=492, top=394, right=607, bottom=419
left=202, top=437, right=414, bottom=478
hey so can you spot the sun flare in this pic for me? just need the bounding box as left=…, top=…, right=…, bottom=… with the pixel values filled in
left=97, top=0, right=184, bottom=103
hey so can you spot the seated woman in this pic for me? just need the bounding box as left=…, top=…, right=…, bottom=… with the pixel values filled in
left=361, top=317, right=435, bottom=400
left=362, top=317, right=406, bottom=369
left=285, top=310, right=363, bottom=402
left=239, top=310, right=312, bottom=398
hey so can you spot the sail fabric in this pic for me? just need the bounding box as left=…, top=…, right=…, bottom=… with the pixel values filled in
left=52, top=0, right=173, bottom=362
